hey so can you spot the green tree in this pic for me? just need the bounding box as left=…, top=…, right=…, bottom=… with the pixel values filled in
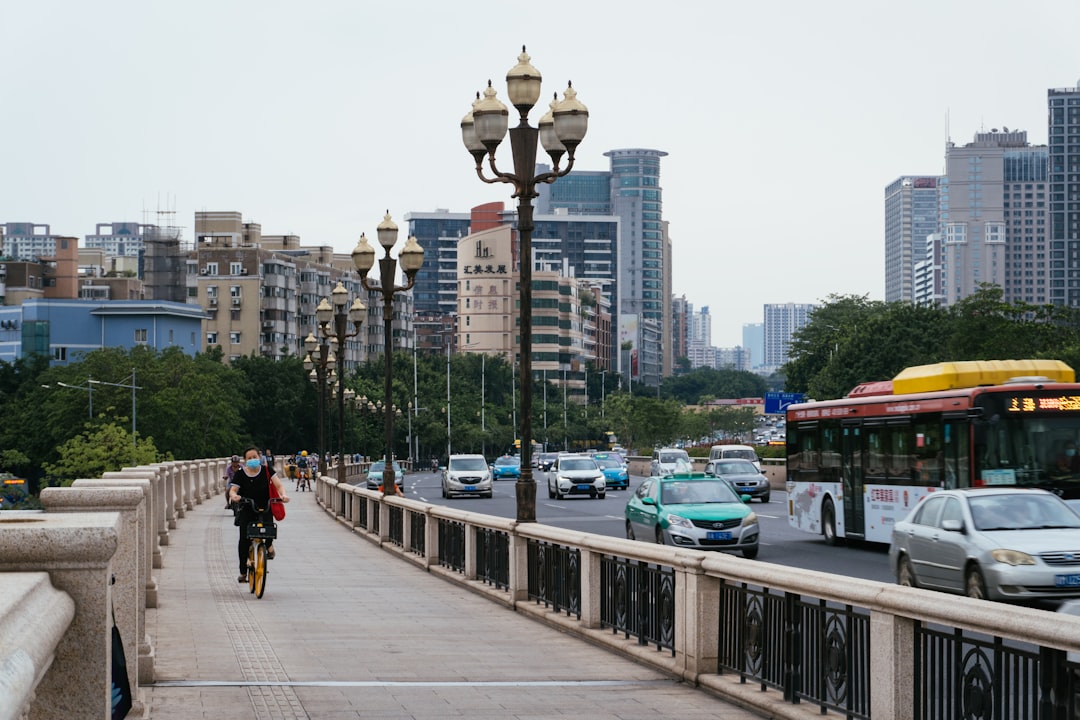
left=42, top=422, right=165, bottom=486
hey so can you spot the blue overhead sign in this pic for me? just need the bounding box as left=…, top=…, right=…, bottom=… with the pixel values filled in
left=765, top=392, right=805, bottom=415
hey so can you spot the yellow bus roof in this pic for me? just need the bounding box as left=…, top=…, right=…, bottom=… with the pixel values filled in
left=891, top=359, right=1075, bottom=395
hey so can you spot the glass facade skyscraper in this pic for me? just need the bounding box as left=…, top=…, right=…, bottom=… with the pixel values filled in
left=1048, top=84, right=1080, bottom=306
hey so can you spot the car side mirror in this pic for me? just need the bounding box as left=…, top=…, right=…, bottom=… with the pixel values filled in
left=741, top=494, right=752, bottom=504
left=942, top=519, right=964, bottom=533
left=642, top=497, right=656, bottom=506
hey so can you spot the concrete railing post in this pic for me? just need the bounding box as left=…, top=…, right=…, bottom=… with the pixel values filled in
left=40, top=486, right=147, bottom=715
left=0, top=573, right=75, bottom=720
left=869, top=611, right=916, bottom=719
left=675, top=560, right=719, bottom=683
left=424, top=508, right=439, bottom=567
left=0, top=511, right=120, bottom=720
left=508, top=532, right=530, bottom=603
left=578, top=548, right=602, bottom=629
left=74, top=477, right=156, bottom=682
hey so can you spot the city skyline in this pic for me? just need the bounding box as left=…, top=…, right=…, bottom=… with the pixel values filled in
left=5, top=1, right=1080, bottom=346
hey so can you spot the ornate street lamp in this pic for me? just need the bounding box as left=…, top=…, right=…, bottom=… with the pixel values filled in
left=304, top=331, right=336, bottom=477
left=351, top=212, right=424, bottom=494
left=317, top=281, right=365, bottom=483
left=460, top=47, right=588, bottom=522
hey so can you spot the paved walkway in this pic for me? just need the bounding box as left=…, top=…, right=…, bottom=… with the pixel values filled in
left=144, top=491, right=765, bottom=719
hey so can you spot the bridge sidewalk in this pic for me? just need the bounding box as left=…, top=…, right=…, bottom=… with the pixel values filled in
left=144, top=490, right=765, bottom=719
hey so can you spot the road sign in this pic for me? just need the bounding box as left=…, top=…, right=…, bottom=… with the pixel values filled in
left=764, top=392, right=805, bottom=415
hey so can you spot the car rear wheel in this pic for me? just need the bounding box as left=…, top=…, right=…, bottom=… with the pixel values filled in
left=625, top=521, right=636, bottom=541
left=965, top=565, right=988, bottom=600
left=897, top=556, right=917, bottom=587
left=547, top=485, right=555, bottom=499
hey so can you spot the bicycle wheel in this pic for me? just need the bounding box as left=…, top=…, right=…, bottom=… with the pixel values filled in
left=248, top=542, right=257, bottom=594
left=253, top=542, right=268, bottom=598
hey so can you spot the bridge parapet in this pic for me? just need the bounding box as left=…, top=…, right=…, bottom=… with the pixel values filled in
left=315, top=473, right=1080, bottom=719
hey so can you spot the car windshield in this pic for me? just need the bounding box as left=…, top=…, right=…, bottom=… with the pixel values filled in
left=968, top=494, right=1080, bottom=531
left=724, top=449, right=758, bottom=462
left=369, top=461, right=401, bottom=473
left=495, top=457, right=519, bottom=466
left=595, top=457, right=621, bottom=469
left=661, top=479, right=740, bottom=505
left=714, top=460, right=757, bottom=475
left=660, top=451, right=689, bottom=464
left=560, top=458, right=597, bottom=472
left=451, top=457, right=488, bottom=471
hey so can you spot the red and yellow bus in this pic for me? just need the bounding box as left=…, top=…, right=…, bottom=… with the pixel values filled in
left=786, top=359, right=1080, bottom=544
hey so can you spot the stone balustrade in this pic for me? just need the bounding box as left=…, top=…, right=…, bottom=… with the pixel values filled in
left=0, top=457, right=226, bottom=720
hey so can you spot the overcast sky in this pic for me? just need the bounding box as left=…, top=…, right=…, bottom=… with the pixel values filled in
left=4, top=0, right=1080, bottom=346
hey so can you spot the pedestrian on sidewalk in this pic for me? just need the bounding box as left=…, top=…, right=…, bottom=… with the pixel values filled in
left=223, top=455, right=242, bottom=509
left=228, top=446, right=290, bottom=583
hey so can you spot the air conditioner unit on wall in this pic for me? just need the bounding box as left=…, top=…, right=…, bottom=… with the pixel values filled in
left=232, top=297, right=241, bottom=306
left=209, top=297, right=217, bottom=305
left=199, top=268, right=208, bottom=275
left=241, top=268, right=248, bottom=275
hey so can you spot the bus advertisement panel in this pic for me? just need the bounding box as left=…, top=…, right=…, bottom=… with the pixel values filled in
left=786, top=360, right=1080, bottom=545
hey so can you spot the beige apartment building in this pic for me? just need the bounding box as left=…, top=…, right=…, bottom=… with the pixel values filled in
left=455, top=224, right=610, bottom=404
left=190, top=211, right=412, bottom=367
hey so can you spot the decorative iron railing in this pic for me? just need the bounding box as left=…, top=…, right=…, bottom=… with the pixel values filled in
left=527, top=539, right=580, bottom=618
left=600, top=554, right=675, bottom=655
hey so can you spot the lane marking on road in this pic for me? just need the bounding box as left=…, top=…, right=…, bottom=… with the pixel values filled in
left=152, top=679, right=673, bottom=688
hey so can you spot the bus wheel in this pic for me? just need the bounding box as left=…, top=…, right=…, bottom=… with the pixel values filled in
left=822, top=499, right=840, bottom=546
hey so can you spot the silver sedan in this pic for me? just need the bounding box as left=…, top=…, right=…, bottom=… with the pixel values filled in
left=888, top=487, right=1080, bottom=601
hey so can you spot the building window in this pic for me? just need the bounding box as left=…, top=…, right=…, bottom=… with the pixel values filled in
left=229, top=332, right=241, bottom=344
left=134, top=328, right=148, bottom=344
left=206, top=262, right=218, bottom=275
left=53, top=347, right=67, bottom=361
left=230, top=262, right=243, bottom=275
left=207, top=332, right=218, bottom=345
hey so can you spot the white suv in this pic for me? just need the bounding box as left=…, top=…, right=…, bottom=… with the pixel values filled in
left=441, top=454, right=493, bottom=498
left=547, top=454, right=606, bottom=500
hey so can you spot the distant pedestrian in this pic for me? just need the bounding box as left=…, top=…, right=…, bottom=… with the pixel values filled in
left=223, top=455, right=242, bottom=508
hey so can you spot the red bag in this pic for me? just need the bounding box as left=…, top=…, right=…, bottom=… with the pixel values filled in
left=268, top=471, right=286, bottom=521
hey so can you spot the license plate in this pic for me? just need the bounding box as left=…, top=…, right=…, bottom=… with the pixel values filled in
left=706, top=531, right=732, bottom=541
left=1055, top=573, right=1080, bottom=587
left=576, top=484, right=592, bottom=491
left=464, top=485, right=476, bottom=492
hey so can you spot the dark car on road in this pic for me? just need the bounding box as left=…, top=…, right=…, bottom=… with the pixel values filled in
left=537, top=452, right=559, bottom=472
left=704, top=458, right=770, bottom=503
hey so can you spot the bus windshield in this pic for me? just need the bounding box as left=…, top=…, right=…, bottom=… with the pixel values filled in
left=975, top=393, right=1080, bottom=496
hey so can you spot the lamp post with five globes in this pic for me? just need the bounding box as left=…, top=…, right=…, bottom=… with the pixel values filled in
left=351, top=213, right=424, bottom=494
left=460, top=46, right=588, bottom=522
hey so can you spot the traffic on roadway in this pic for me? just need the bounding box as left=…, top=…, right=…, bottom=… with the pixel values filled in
left=390, top=464, right=894, bottom=584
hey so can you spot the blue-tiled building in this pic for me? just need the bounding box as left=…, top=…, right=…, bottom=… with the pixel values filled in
left=0, top=299, right=205, bottom=365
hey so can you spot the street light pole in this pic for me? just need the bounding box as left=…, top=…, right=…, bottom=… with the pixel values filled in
left=351, top=213, right=424, bottom=495
left=88, top=370, right=142, bottom=457
left=304, top=332, right=336, bottom=477
left=461, top=47, right=588, bottom=522
left=317, top=282, right=365, bottom=484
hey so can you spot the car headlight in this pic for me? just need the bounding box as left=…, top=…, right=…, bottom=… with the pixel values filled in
left=742, top=512, right=758, bottom=527
left=990, top=549, right=1036, bottom=566
left=665, top=513, right=693, bottom=529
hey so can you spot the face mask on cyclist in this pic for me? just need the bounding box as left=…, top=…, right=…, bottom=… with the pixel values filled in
left=245, top=459, right=262, bottom=470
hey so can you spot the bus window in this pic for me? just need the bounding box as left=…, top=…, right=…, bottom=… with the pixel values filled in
left=864, top=426, right=886, bottom=479
left=887, top=425, right=911, bottom=480
left=821, top=426, right=840, bottom=471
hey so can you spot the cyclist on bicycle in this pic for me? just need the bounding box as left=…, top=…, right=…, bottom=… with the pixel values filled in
left=295, top=451, right=313, bottom=491
left=228, top=446, right=290, bottom=583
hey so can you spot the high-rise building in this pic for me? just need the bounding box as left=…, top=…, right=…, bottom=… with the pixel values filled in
left=1048, top=83, right=1080, bottom=306
left=742, top=322, right=764, bottom=370
left=884, top=177, right=941, bottom=302
left=763, top=303, right=816, bottom=369
left=537, top=148, right=670, bottom=386
left=940, top=132, right=1013, bottom=303
left=404, top=209, right=471, bottom=316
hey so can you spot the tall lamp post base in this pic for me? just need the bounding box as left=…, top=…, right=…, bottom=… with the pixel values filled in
left=515, top=477, right=536, bottom=523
